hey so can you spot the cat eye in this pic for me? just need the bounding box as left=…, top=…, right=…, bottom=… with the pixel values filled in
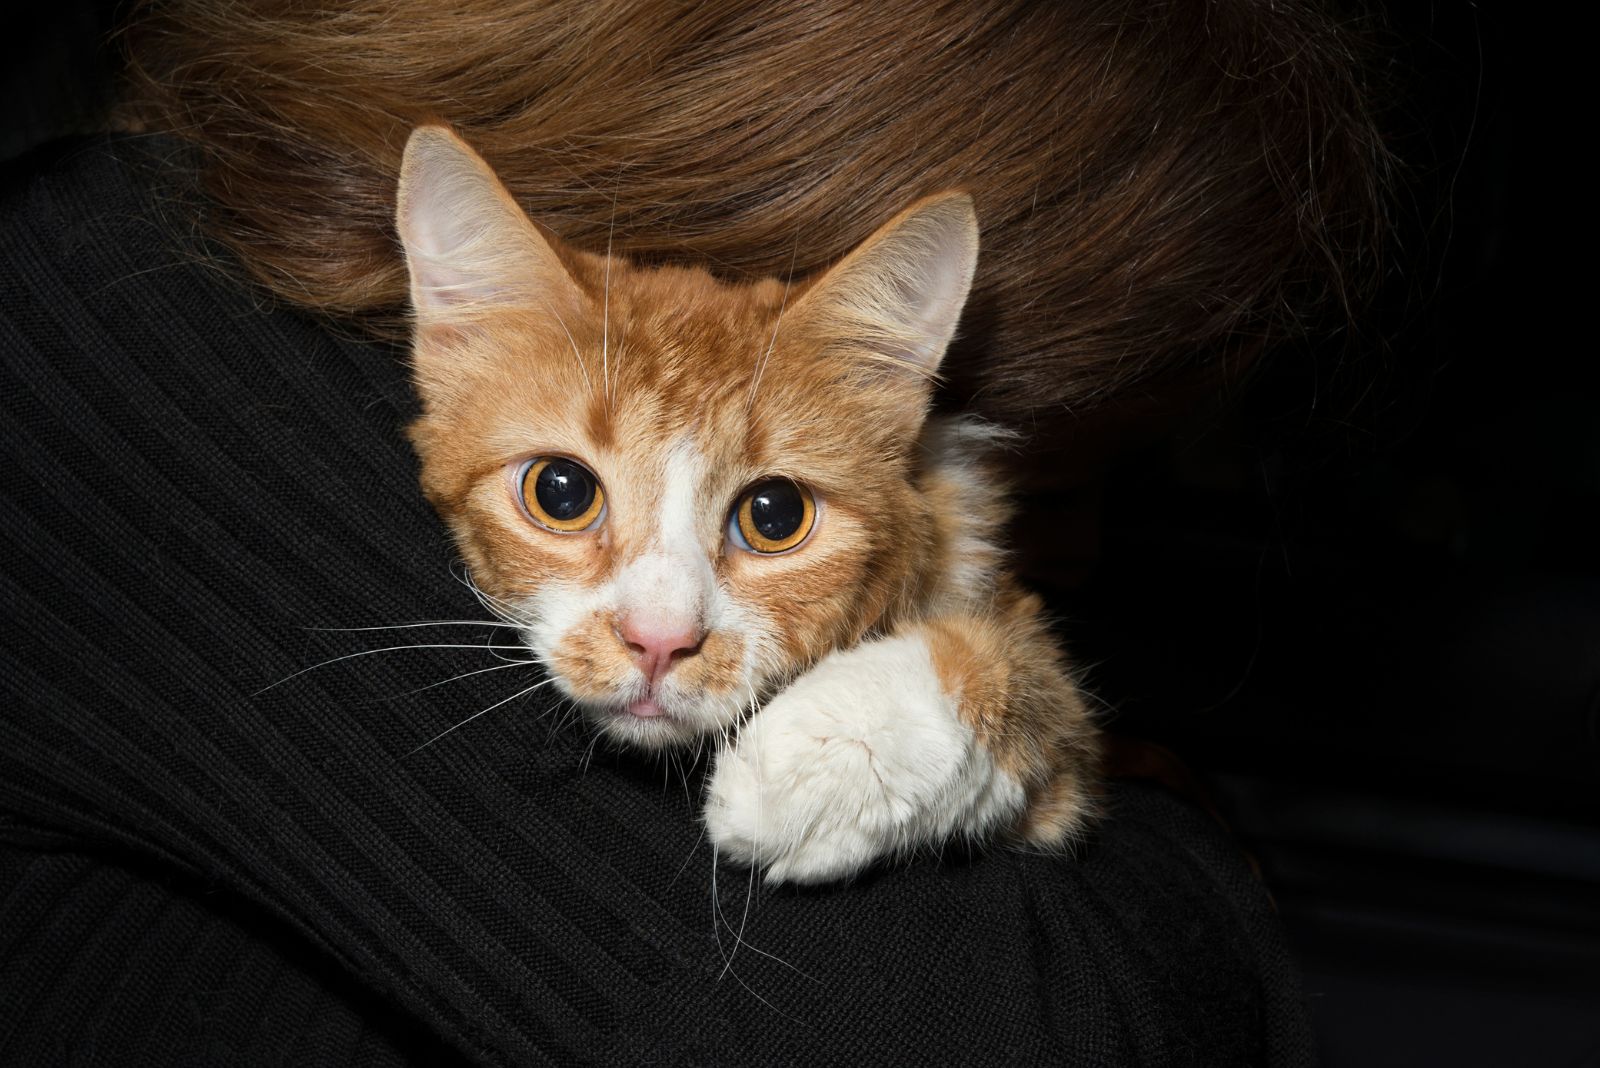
left=516, top=457, right=605, bottom=533
left=728, top=478, right=816, bottom=555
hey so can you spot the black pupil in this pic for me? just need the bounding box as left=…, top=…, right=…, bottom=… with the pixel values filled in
left=749, top=480, right=804, bottom=542
left=534, top=460, right=594, bottom=521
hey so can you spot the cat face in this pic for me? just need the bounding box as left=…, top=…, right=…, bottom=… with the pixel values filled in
left=397, top=127, right=977, bottom=747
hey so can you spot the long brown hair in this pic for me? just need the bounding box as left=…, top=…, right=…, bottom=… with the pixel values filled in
left=125, top=0, right=1388, bottom=441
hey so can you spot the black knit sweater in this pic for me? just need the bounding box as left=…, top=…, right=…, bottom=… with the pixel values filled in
left=0, top=135, right=1316, bottom=1067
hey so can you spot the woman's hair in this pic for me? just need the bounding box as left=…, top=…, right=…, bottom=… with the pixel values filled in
left=125, top=0, right=1388, bottom=438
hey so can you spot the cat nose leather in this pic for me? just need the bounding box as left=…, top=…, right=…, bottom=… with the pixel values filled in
left=617, top=616, right=704, bottom=686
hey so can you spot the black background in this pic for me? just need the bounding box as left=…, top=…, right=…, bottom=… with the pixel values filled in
left=1060, top=8, right=1598, bottom=1064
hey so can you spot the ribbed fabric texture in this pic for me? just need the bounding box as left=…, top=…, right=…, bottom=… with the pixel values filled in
left=0, top=834, right=448, bottom=1064
left=0, top=135, right=1316, bottom=1067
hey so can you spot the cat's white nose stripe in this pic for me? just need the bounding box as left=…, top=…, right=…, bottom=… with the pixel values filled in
left=606, top=434, right=717, bottom=630
left=612, top=551, right=710, bottom=625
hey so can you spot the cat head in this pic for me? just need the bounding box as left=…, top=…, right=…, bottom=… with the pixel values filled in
left=397, top=126, right=977, bottom=748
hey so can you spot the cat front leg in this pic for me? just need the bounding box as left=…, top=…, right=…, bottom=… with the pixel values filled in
left=704, top=604, right=1096, bottom=884
left=705, top=632, right=1018, bottom=883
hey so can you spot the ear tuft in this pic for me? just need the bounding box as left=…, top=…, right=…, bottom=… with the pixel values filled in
left=790, top=192, right=979, bottom=377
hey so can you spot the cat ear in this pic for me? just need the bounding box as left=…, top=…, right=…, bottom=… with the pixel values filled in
left=396, top=125, right=580, bottom=323
left=789, top=192, right=979, bottom=379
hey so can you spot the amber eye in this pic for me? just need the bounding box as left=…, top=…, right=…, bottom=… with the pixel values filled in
left=517, top=457, right=605, bottom=532
left=729, top=478, right=816, bottom=554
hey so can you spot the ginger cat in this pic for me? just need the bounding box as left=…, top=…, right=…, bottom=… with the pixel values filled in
left=397, top=126, right=1099, bottom=883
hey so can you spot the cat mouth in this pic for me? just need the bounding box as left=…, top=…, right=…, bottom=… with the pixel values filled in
left=590, top=681, right=685, bottom=726
left=576, top=677, right=753, bottom=748
left=583, top=690, right=707, bottom=749
left=626, top=696, right=666, bottom=719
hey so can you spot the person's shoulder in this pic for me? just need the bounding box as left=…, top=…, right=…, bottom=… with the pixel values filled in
left=2, top=133, right=177, bottom=229
left=0, top=134, right=199, bottom=306
left=0, top=132, right=303, bottom=341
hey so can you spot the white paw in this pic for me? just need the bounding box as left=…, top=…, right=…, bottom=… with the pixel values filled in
left=703, top=635, right=1025, bottom=884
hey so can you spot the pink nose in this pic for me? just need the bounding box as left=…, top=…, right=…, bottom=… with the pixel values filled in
left=617, top=616, right=705, bottom=686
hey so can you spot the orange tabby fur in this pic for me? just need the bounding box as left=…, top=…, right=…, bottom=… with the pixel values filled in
left=401, top=127, right=1099, bottom=879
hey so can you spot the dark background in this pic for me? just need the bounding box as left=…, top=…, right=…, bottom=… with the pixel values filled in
left=11, top=3, right=1594, bottom=1065
left=1058, top=8, right=1598, bottom=1065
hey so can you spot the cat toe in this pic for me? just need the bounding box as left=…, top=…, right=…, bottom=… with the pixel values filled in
left=704, top=637, right=1028, bottom=884
left=704, top=708, right=900, bottom=884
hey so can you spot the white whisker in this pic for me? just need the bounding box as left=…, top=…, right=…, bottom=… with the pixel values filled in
left=255, top=643, right=527, bottom=696
left=669, top=824, right=705, bottom=890
left=709, top=844, right=807, bottom=1025
left=484, top=637, right=538, bottom=665
left=715, top=688, right=763, bottom=980
left=716, top=847, right=759, bottom=981
left=374, top=658, right=538, bottom=702
left=451, top=565, right=532, bottom=628
left=602, top=187, right=617, bottom=415
left=300, top=619, right=514, bottom=633
left=402, top=675, right=558, bottom=758
left=579, top=729, right=604, bottom=775
left=548, top=699, right=583, bottom=739
left=745, top=240, right=799, bottom=415
left=541, top=296, right=593, bottom=397
left=736, top=940, right=821, bottom=984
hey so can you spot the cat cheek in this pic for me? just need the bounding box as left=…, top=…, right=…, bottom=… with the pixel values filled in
left=666, top=628, right=745, bottom=698
left=545, top=613, right=632, bottom=698
left=735, top=547, right=875, bottom=667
